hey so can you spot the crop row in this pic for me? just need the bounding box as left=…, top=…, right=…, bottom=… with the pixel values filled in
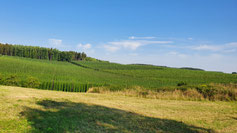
left=1, top=56, right=237, bottom=90
left=0, top=73, right=105, bottom=92
left=38, top=81, right=98, bottom=92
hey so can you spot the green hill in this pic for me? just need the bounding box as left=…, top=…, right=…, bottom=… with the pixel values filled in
left=0, top=55, right=236, bottom=88
left=0, top=43, right=236, bottom=92
left=73, top=60, right=237, bottom=87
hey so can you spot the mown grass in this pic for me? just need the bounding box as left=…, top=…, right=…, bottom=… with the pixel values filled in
left=1, top=86, right=237, bottom=132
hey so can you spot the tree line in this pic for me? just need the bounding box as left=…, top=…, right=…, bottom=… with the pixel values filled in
left=0, top=43, right=87, bottom=61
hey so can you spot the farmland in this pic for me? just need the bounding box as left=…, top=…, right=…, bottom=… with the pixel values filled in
left=0, top=50, right=237, bottom=133
left=0, top=56, right=236, bottom=89
left=0, top=56, right=164, bottom=89
left=74, top=60, right=237, bottom=88
left=1, top=55, right=237, bottom=101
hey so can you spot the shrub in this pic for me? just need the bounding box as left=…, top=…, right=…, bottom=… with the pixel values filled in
left=0, top=73, right=3, bottom=84
left=183, top=89, right=203, bottom=100
left=177, top=81, right=187, bottom=86
left=106, top=85, right=125, bottom=91
left=195, top=84, right=237, bottom=101
left=84, top=57, right=97, bottom=61
left=178, top=86, right=189, bottom=91
left=138, top=91, right=149, bottom=98
left=3, top=74, right=20, bottom=86
left=23, top=76, right=40, bottom=88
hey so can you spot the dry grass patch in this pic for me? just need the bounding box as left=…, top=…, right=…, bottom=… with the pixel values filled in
left=0, top=86, right=237, bottom=133
left=88, top=83, right=237, bottom=101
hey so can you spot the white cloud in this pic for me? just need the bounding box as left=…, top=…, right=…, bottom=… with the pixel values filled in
left=223, top=49, right=236, bottom=53
left=98, top=52, right=237, bottom=73
left=129, top=36, right=156, bottom=40
left=192, top=42, right=237, bottom=52
left=129, top=53, right=138, bottom=56
left=109, top=40, right=141, bottom=50
left=96, top=38, right=237, bottom=73
left=192, top=44, right=221, bottom=51
left=48, top=39, right=63, bottom=48
left=187, top=37, right=193, bottom=40
left=96, top=40, right=237, bottom=73
left=226, top=42, right=237, bottom=47
left=104, top=45, right=120, bottom=52
left=106, top=40, right=173, bottom=51
left=167, top=51, right=187, bottom=58
left=77, top=43, right=92, bottom=50
left=167, top=51, right=178, bottom=55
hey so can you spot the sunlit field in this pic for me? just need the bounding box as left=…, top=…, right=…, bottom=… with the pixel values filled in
left=1, top=86, right=237, bottom=133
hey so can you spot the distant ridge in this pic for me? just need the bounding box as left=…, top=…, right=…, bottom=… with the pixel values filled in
left=180, top=67, right=205, bottom=71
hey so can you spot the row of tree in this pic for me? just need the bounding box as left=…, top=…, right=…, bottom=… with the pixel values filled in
left=0, top=43, right=87, bottom=61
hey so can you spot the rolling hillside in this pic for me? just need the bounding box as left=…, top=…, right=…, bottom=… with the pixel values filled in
left=0, top=55, right=236, bottom=89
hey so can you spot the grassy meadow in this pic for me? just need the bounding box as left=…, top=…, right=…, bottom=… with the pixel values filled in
left=1, top=86, right=237, bottom=133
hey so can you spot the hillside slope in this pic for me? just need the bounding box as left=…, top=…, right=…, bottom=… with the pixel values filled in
left=0, top=56, right=237, bottom=90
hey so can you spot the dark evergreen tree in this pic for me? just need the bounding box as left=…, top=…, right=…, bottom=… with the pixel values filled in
left=0, top=43, right=87, bottom=62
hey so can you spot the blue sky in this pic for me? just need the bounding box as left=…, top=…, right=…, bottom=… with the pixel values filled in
left=0, top=0, right=237, bottom=73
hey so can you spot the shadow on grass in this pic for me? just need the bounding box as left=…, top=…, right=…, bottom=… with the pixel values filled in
left=20, top=100, right=214, bottom=133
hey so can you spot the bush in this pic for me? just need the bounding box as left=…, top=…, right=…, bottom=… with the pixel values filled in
left=183, top=89, right=203, bottom=99
left=177, top=81, right=187, bottom=86
left=23, top=76, right=40, bottom=88
left=85, top=57, right=97, bottom=61
left=107, top=85, right=126, bottom=91
left=0, top=73, right=3, bottom=84
left=3, top=74, right=20, bottom=86
left=195, top=84, right=237, bottom=101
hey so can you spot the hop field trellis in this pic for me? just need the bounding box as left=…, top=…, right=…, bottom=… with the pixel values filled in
left=0, top=56, right=237, bottom=91
left=0, top=73, right=105, bottom=92
left=38, top=81, right=104, bottom=92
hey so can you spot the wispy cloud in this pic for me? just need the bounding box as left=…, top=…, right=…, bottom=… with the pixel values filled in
left=96, top=37, right=237, bottom=73
left=192, top=44, right=221, bottom=51
left=167, top=51, right=187, bottom=58
left=129, top=36, right=156, bottom=40
left=77, top=43, right=91, bottom=50
left=48, top=38, right=73, bottom=51
left=104, top=45, right=120, bottom=52
left=191, top=42, right=237, bottom=53
left=104, top=40, right=173, bottom=52
left=226, top=42, right=237, bottom=47
left=48, top=39, right=63, bottom=48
